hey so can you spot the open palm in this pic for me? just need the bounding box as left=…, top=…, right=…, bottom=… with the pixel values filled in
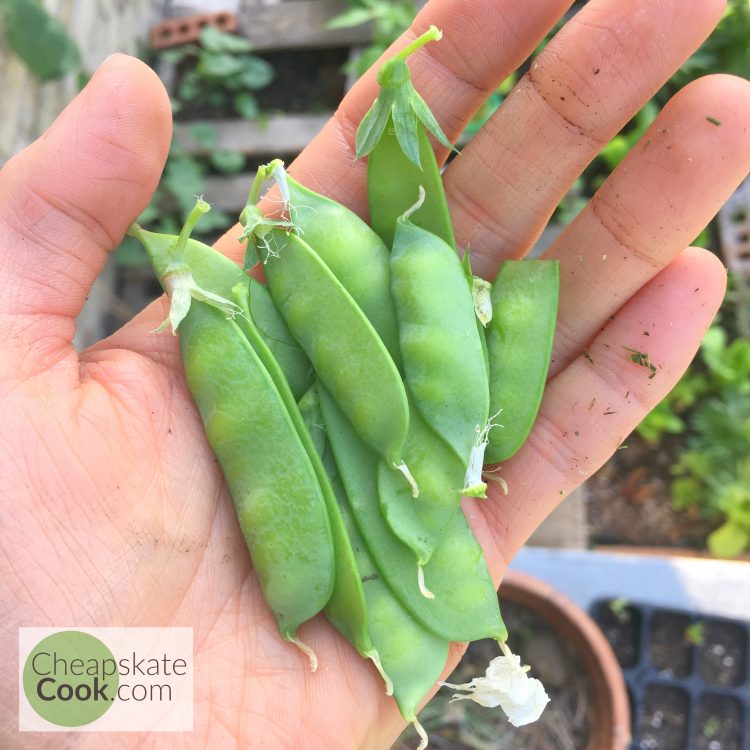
left=2, top=0, right=749, bottom=748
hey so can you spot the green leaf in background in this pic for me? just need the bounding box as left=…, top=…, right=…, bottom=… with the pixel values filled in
left=708, top=520, right=750, bottom=558
left=326, top=7, right=376, bottom=29
left=189, top=122, right=218, bottom=149
left=1, top=0, right=80, bottom=81
left=210, top=150, right=245, bottom=175
left=237, top=56, right=274, bottom=90
left=234, top=92, right=260, bottom=120
left=197, top=51, right=244, bottom=79
left=200, top=25, right=253, bottom=54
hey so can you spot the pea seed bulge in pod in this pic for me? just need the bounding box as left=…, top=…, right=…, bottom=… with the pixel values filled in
left=131, top=27, right=555, bottom=748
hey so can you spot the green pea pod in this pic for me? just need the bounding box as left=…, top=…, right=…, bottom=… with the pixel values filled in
left=262, top=227, right=414, bottom=488
left=231, top=292, right=378, bottom=666
left=367, top=119, right=455, bottom=250
left=391, top=213, right=489, bottom=467
left=377, top=399, right=465, bottom=566
left=324, top=446, right=448, bottom=744
left=485, top=260, right=560, bottom=464
left=182, top=303, right=335, bottom=646
left=280, top=170, right=402, bottom=366
left=319, top=384, right=506, bottom=644
left=356, top=27, right=456, bottom=250
left=131, top=215, right=335, bottom=658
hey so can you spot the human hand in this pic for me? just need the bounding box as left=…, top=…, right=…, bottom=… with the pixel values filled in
left=2, top=0, right=749, bottom=748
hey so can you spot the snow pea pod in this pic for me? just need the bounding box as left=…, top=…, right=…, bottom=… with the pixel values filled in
left=367, top=121, right=455, bottom=250
left=277, top=167, right=401, bottom=366
left=356, top=27, right=456, bottom=250
left=261, top=227, right=414, bottom=490
left=132, top=211, right=335, bottom=659
left=390, top=207, right=489, bottom=469
left=182, top=304, right=334, bottom=650
left=319, top=384, right=506, bottom=644
left=324, top=446, right=448, bottom=749
left=231, top=292, right=378, bottom=667
left=485, top=260, right=560, bottom=464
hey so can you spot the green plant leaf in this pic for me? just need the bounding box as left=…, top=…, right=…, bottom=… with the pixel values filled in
left=210, top=150, right=245, bottom=175
left=197, top=52, right=244, bottom=78
left=2, top=0, right=80, bottom=81
left=234, top=92, right=260, bottom=120
left=391, top=89, right=421, bottom=168
left=189, top=122, right=217, bottom=148
left=409, top=85, right=454, bottom=151
left=355, top=89, right=395, bottom=159
left=200, top=25, right=253, bottom=54
left=237, top=56, right=274, bottom=90
left=708, top=520, right=750, bottom=557
left=326, top=7, right=376, bottom=30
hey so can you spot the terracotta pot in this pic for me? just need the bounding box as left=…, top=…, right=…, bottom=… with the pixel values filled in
left=500, top=570, right=631, bottom=750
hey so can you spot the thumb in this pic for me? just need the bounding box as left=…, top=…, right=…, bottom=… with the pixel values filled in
left=0, top=54, right=171, bottom=379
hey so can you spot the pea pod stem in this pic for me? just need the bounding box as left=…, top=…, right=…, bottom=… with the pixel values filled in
left=390, top=25, right=442, bottom=65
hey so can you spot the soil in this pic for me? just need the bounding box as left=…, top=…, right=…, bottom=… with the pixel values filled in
left=587, top=430, right=719, bottom=548
left=650, top=610, right=693, bottom=679
left=595, top=601, right=641, bottom=669
left=174, top=46, right=349, bottom=121
left=254, top=47, right=349, bottom=114
left=637, top=684, right=690, bottom=750
left=698, top=620, right=748, bottom=688
left=392, top=600, right=591, bottom=750
left=694, top=693, right=745, bottom=750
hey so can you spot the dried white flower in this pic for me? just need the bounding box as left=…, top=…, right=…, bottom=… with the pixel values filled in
left=440, top=641, right=549, bottom=727
left=156, top=261, right=241, bottom=334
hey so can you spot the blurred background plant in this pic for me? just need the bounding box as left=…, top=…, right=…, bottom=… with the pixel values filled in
left=0, top=0, right=82, bottom=82
left=115, top=25, right=274, bottom=267
left=637, top=292, right=750, bottom=557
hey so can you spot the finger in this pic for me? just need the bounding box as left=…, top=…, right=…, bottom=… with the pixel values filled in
left=444, top=0, right=727, bottom=277
left=548, top=74, right=750, bottom=377
left=0, top=55, right=171, bottom=376
left=475, top=247, right=726, bottom=569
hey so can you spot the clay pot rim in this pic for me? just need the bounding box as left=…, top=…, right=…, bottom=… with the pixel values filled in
left=499, top=569, right=631, bottom=750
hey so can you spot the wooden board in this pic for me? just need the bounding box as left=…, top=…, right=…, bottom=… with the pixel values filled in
left=173, top=113, right=331, bottom=156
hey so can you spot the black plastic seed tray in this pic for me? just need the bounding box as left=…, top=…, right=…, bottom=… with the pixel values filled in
left=590, top=599, right=750, bottom=750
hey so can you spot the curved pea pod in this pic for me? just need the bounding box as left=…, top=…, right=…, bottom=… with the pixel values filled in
left=280, top=171, right=401, bottom=366
left=391, top=215, right=489, bottom=467
left=325, top=448, right=448, bottom=744
left=485, top=260, right=560, bottom=464
left=230, top=293, right=378, bottom=668
left=262, top=227, right=413, bottom=485
left=377, top=400, right=465, bottom=566
left=367, top=120, right=455, bottom=250
left=179, top=302, right=335, bottom=646
left=130, top=226, right=313, bottom=400
left=319, top=384, right=507, bottom=644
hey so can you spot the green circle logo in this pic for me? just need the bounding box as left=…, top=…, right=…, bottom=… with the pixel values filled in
left=23, top=630, right=119, bottom=727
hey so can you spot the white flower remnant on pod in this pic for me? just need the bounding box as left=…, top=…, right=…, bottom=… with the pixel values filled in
left=440, top=641, right=550, bottom=727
